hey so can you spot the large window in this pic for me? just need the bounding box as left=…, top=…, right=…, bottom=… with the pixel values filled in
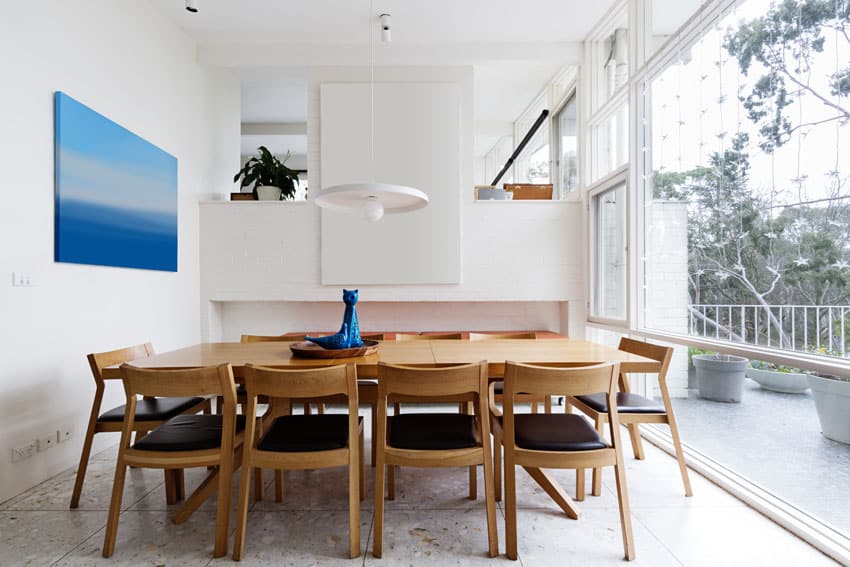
left=592, top=179, right=628, bottom=321
left=643, top=0, right=850, bottom=360
left=554, top=95, right=579, bottom=196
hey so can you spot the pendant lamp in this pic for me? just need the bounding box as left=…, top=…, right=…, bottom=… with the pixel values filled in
left=312, top=3, right=428, bottom=222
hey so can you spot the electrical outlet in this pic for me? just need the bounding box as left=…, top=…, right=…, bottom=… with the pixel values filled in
left=58, top=424, right=73, bottom=443
left=12, top=442, right=36, bottom=462
left=37, top=433, right=58, bottom=452
left=11, top=272, right=33, bottom=287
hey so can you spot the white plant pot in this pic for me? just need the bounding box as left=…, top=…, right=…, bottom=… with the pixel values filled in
left=746, top=366, right=810, bottom=394
left=693, top=354, right=748, bottom=403
left=807, top=373, right=850, bottom=444
left=256, top=185, right=282, bottom=200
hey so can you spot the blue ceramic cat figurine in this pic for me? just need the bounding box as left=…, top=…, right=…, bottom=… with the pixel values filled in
left=305, top=289, right=364, bottom=349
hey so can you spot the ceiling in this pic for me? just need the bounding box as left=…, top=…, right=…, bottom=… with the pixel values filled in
left=150, top=0, right=616, bottom=155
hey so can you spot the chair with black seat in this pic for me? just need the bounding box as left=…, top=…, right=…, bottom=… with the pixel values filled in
left=469, top=332, right=551, bottom=414
left=492, top=361, right=634, bottom=561
left=569, top=337, right=692, bottom=499
left=373, top=361, right=498, bottom=558
left=71, top=343, right=210, bottom=509
left=102, top=363, right=244, bottom=559
left=232, top=363, right=363, bottom=560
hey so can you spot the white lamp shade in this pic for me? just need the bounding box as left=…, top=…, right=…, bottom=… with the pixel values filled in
left=312, top=183, right=429, bottom=217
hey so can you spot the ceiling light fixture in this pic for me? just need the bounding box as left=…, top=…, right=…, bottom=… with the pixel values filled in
left=185, top=0, right=198, bottom=13
left=312, top=3, right=428, bottom=222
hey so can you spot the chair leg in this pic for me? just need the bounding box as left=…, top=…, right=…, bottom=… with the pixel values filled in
left=373, top=453, right=385, bottom=557
left=544, top=395, right=552, bottom=413
left=213, top=453, right=235, bottom=558
left=317, top=403, right=326, bottom=415
left=667, top=418, right=693, bottom=497
left=172, top=469, right=185, bottom=501
left=349, top=443, right=361, bottom=558
left=613, top=461, right=636, bottom=560
left=393, top=402, right=401, bottom=416
left=215, top=396, right=223, bottom=415
left=628, top=423, right=645, bottom=460
left=504, top=451, right=518, bottom=561
left=387, top=465, right=395, bottom=500
left=165, top=469, right=178, bottom=505
left=493, top=430, right=502, bottom=502
left=370, top=402, right=377, bottom=467
left=70, top=423, right=97, bottom=509
left=591, top=416, right=605, bottom=497
left=101, top=459, right=128, bottom=557
left=575, top=469, right=585, bottom=501
left=304, top=402, right=312, bottom=415
left=253, top=467, right=264, bottom=501
left=359, top=430, right=366, bottom=501
left=232, top=466, right=253, bottom=561
left=480, top=428, right=498, bottom=557
left=462, top=401, right=477, bottom=500
left=530, top=401, right=538, bottom=414
left=275, top=470, right=284, bottom=502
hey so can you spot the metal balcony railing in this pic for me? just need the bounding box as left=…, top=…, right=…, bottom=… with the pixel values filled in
left=688, top=304, right=850, bottom=357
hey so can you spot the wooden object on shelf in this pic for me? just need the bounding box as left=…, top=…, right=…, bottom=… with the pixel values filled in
left=503, top=183, right=553, bottom=200
left=230, top=192, right=256, bottom=201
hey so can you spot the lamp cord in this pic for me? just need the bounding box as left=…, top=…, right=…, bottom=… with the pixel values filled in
left=370, top=0, right=375, bottom=183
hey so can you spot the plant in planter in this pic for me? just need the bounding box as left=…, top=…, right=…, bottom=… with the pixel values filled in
left=233, top=146, right=300, bottom=200
left=692, top=353, right=749, bottom=403
left=806, top=359, right=850, bottom=444
left=746, top=360, right=810, bottom=394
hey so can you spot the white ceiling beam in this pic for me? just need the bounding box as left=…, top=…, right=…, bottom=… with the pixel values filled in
left=200, top=41, right=583, bottom=67
left=241, top=122, right=307, bottom=135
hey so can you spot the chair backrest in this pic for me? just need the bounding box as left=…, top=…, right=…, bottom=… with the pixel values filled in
left=244, top=363, right=358, bottom=405
left=502, top=361, right=618, bottom=402
left=618, top=337, right=673, bottom=380
left=120, top=363, right=236, bottom=402
left=395, top=332, right=464, bottom=341
left=377, top=361, right=488, bottom=399
left=87, top=343, right=154, bottom=384
left=240, top=333, right=307, bottom=343
left=469, top=332, right=537, bottom=341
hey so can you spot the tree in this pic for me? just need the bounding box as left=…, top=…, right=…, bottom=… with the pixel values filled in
left=724, top=0, right=850, bottom=152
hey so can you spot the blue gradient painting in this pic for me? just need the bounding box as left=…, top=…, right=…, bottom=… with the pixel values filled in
left=54, top=92, right=177, bottom=271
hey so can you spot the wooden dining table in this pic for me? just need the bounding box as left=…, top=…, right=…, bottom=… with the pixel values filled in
left=102, top=338, right=659, bottom=522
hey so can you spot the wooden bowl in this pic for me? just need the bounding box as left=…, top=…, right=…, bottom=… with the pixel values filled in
left=289, top=339, right=380, bottom=359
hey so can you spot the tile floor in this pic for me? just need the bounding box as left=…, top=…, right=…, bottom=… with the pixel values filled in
left=0, top=421, right=839, bottom=566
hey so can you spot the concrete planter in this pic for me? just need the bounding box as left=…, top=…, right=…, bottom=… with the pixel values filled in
left=693, top=354, right=748, bottom=403
left=255, top=185, right=282, bottom=200
left=746, top=366, right=810, bottom=394
left=807, top=374, right=850, bottom=445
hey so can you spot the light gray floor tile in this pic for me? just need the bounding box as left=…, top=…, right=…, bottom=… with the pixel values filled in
left=632, top=506, right=839, bottom=566
left=54, top=510, right=221, bottom=566
left=511, top=506, right=683, bottom=566
left=209, top=510, right=372, bottom=566
left=0, top=510, right=105, bottom=567
left=364, top=509, right=503, bottom=565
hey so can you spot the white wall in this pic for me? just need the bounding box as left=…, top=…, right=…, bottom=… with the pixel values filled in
left=0, top=1, right=240, bottom=502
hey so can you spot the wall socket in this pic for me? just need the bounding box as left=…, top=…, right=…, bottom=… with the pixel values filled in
left=37, top=433, right=58, bottom=452
left=11, top=272, right=33, bottom=287
left=58, top=424, right=73, bottom=443
left=12, top=442, right=37, bottom=462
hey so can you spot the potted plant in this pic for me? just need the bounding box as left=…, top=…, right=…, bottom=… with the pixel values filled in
left=692, top=352, right=749, bottom=403
left=746, top=360, right=810, bottom=394
left=233, top=146, right=300, bottom=200
left=806, top=347, right=850, bottom=444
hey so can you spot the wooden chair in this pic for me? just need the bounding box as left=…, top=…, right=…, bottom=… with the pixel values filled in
left=232, top=363, right=363, bottom=560
left=71, top=343, right=210, bottom=509
left=103, top=363, right=243, bottom=559
left=373, top=361, right=498, bottom=558
left=470, top=332, right=552, bottom=415
left=492, top=361, right=634, bottom=561
left=569, top=338, right=692, bottom=499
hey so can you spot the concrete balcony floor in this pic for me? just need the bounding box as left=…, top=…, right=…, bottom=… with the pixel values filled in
left=667, top=377, right=850, bottom=537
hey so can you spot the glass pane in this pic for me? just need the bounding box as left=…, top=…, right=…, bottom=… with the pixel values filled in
left=590, top=103, right=629, bottom=183
left=642, top=0, right=850, bottom=535
left=594, top=181, right=627, bottom=319
left=557, top=96, right=578, bottom=195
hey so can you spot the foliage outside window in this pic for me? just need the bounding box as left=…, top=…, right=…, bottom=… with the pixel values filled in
left=593, top=180, right=628, bottom=321
left=644, top=0, right=850, bottom=359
